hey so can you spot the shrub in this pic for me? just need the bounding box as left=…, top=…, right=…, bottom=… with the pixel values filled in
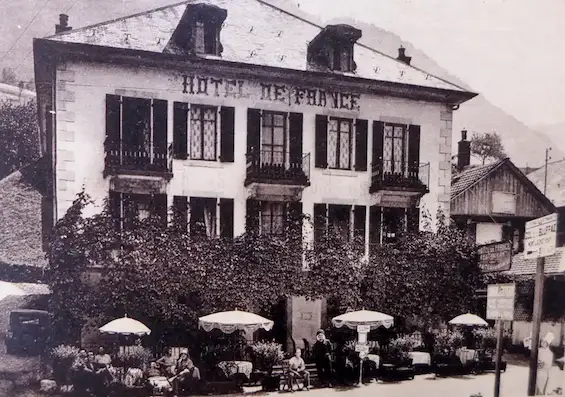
left=434, top=330, right=464, bottom=354
left=385, top=335, right=417, bottom=364
left=116, top=346, right=152, bottom=369
left=51, top=344, right=80, bottom=384
left=250, top=341, right=284, bottom=375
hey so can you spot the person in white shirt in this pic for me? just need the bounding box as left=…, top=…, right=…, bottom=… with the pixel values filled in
left=288, top=348, right=310, bottom=391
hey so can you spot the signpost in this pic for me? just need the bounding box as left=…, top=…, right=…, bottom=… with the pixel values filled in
left=478, top=241, right=513, bottom=273
left=356, top=325, right=370, bottom=386
left=524, top=213, right=558, bottom=396
left=487, top=283, right=516, bottom=397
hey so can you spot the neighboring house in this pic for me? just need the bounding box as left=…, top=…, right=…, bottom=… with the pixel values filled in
left=33, top=1, right=476, bottom=346
left=0, top=82, right=36, bottom=104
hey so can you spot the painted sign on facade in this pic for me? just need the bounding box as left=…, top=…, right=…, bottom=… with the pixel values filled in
left=486, top=283, right=515, bottom=321
left=180, top=74, right=361, bottom=111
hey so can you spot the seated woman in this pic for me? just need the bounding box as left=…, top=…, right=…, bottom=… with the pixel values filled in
left=172, top=349, right=202, bottom=394
left=146, top=361, right=173, bottom=394
left=156, top=347, right=177, bottom=377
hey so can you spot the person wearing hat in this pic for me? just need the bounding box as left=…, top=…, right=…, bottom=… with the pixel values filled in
left=536, top=332, right=555, bottom=395
left=172, top=348, right=201, bottom=395
left=312, top=330, right=333, bottom=388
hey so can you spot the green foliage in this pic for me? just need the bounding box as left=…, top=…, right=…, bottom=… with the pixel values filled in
left=385, top=335, right=416, bottom=363
left=0, top=99, right=39, bottom=179
left=250, top=341, right=284, bottom=374
left=51, top=344, right=80, bottom=366
left=470, top=132, right=507, bottom=165
left=434, top=330, right=464, bottom=354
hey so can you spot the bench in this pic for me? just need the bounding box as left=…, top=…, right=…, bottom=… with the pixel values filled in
left=271, top=361, right=318, bottom=391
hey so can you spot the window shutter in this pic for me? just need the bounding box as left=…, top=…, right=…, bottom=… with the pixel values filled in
left=408, top=124, right=421, bottom=178
left=247, top=108, right=261, bottom=157
left=354, top=119, right=368, bottom=171
left=219, top=198, right=234, bottom=238
left=353, top=205, right=366, bottom=243
left=407, top=206, right=420, bottom=233
left=313, top=203, right=327, bottom=245
left=372, top=121, right=385, bottom=171
left=315, top=115, right=328, bottom=168
left=173, top=102, right=188, bottom=160
left=153, top=194, right=168, bottom=227
left=288, top=201, right=303, bottom=237
left=105, top=94, right=121, bottom=152
left=109, top=191, right=122, bottom=232
left=246, top=199, right=260, bottom=235
left=173, top=196, right=188, bottom=231
left=369, top=205, right=382, bottom=253
left=152, top=99, right=168, bottom=156
left=220, top=107, right=235, bottom=162
left=289, top=113, right=303, bottom=165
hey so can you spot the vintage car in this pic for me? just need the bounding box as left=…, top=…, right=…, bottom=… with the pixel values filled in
left=5, top=309, right=49, bottom=355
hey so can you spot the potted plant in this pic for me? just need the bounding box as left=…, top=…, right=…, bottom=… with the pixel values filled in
left=250, top=341, right=284, bottom=391
left=116, top=346, right=152, bottom=371
left=51, top=344, right=79, bottom=388
left=380, top=335, right=417, bottom=380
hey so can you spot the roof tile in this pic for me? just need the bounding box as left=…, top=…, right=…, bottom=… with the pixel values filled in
left=46, top=0, right=466, bottom=92
left=450, top=159, right=505, bottom=200
left=505, top=247, right=565, bottom=276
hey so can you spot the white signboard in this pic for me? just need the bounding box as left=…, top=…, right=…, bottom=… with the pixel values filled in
left=357, top=325, right=370, bottom=334
left=487, top=283, right=516, bottom=321
left=524, top=213, right=558, bottom=259
left=355, top=344, right=369, bottom=354
left=492, top=191, right=517, bottom=215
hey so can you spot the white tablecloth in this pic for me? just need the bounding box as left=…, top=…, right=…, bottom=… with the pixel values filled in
left=409, top=352, right=431, bottom=365
left=366, top=354, right=380, bottom=367
left=457, top=349, right=477, bottom=365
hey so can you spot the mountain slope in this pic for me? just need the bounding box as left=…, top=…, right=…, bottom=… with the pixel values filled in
left=533, top=123, right=565, bottom=155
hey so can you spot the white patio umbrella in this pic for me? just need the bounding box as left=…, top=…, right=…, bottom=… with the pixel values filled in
left=99, top=315, right=151, bottom=336
left=198, top=310, right=274, bottom=334
left=448, top=313, right=488, bottom=327
left=331, top=309, right=394, bottom=330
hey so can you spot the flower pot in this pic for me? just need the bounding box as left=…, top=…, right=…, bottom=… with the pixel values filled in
left=261, top=374, right=281, bottom=391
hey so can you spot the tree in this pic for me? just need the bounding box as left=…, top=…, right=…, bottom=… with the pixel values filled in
left=470, top=132, right=507, bottom=165
left=0, top=99, right=39, bottom=179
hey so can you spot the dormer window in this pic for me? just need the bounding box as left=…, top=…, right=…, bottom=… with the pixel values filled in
left=307, top=24, right=361, bottom=73
left=165, top=3, right=227, bottom=57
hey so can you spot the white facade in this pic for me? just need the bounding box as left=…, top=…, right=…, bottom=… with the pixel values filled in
left=53, top=61, right=454, bottom=240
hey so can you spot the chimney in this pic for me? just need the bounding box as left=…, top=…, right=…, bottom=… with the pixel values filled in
left=457, top=129, right=471, bottom=171
left=55, top=14, right=72, bottom=34
left=397, top=46, right=412, bottom=65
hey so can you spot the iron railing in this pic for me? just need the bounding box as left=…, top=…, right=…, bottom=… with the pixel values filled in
left=370, top=161, right=430, bottom=193
left=245, top=150, right=310, bottom=186
left=104, top=142, right=173, bottom=177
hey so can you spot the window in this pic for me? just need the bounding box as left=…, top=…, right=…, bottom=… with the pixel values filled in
left=332, top=44, right=353, bottom=72
left=109, top=192, right=167, bottom=231
left=190, top=105, right=218, bottom=161
left=260, top=201, right=285, bottom=236
left=190, top=197, right=217, bottom=237
left=327, top=117, right=353, bottom=170
left=261, top=111, right=287, bottom=166
left=194, top=20, right=220, bottom=55
left=194, top=21, right=206, bottom=54
left=382, top=207, right=407, bottom=244
left=383, top=124, right=407, bottom=175
left=328, top=204, right=352, bottom=241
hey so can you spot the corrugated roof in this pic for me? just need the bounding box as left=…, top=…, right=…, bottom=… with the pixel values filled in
left=450, top=159, right=505, bottom=200
left=0, top=167, right=46, bottom=268
left=504, top=247, right=565, bottom=276
left=527, top=158, right=565, bottom=207
left=45, top=0, right=467, bottom=93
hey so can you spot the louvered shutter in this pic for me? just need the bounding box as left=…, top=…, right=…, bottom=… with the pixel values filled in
left=408, top=124, right=421, bottom=180
left=354, top=119, right=368, bottom=171
left=246, top=199, right=260, bottom=235
left=220, top=107, right=235, bottom=162
left=173, top=102, right=188, bottom=159
left=289, top=113, right=303, bottom=166
left=315, top=115, right=328, bottom=168
left=219, top=198, right=234, bottom=238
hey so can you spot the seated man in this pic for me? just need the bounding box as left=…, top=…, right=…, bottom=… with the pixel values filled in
left=172, top=349, right=202, bottom=394
left=288, top=348, right=310, bottom=391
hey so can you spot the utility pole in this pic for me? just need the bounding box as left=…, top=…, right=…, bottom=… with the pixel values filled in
left=527, top=148, right=552, bottom=396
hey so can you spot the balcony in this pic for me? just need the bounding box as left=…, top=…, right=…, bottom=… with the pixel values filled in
left=370, top=161, right=429, bottom=206
left=245, top=150, right=310, bottom=201
left=104, top=144, right=173, bottom=180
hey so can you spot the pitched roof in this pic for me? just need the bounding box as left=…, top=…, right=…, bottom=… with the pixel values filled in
left=527, top=158, right=565, bottom=207
left=44, top=0, right=468, bottom=93
left=0, top=164, right=46, bottom=268
left=504, top=247, right=565, bottom=277
left=450, top=159, right=505, bottom=200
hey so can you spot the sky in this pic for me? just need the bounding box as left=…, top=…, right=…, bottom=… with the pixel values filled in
left=296, top=0, right=565, bottom=128
left=1, top=0, right=564, bottom=128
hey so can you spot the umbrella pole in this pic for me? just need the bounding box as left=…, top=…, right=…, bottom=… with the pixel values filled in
left=358, top=358, right=363, bottom=386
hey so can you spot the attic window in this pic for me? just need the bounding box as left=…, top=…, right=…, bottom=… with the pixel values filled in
left=194, top=19, right=221, bottom=55
left=308, top=24, right=361, bottom=73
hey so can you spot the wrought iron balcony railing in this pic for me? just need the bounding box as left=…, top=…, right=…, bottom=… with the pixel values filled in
left=370, top=161, right=430, bottom=193
left=245, top=150, right=311, bottom=186
left=104, top=142, right=173, bottom=178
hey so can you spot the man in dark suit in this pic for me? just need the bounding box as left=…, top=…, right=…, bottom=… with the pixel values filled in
left=312, top=330, right=333, bottom=388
